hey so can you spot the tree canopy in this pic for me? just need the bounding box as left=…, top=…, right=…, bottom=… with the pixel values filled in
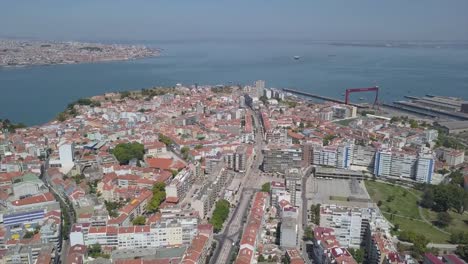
left=0, top=119, right=26, bottom=133
left=209, top=199, right=230, bottom=233
left=147, top=182, right=166, bottom=213
left=261, top=182, right=271, bottom=193
left=112, top=142, right=145, bottom=165
left=158, top=133, right=173, bottom=146
left=132, top=216, right=146, bottom=226
left=420, top=183, right=467, bottom=213
left=348, top=248, right=364, bottom=263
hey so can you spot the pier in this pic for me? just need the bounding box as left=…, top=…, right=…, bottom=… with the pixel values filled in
left=282, top=88, right=364, bottom=108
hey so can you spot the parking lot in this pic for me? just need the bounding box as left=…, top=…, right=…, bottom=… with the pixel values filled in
left=306, top=177, right=371, bottom=207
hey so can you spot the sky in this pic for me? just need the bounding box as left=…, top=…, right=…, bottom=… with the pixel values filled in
left=1, top=0, right=468, bottom=41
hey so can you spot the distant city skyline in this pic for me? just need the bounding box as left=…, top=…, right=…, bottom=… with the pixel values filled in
left=1, top=0, right=468, bottom=41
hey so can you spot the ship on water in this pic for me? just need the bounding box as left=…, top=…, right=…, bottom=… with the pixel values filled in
left=293, top=56, right=301, bottom=60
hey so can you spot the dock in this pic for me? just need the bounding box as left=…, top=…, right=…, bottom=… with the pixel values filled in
left=282, top=88, right=364, bottom=108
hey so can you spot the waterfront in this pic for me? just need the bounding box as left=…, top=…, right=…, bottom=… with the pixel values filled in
left=1, top=40, right=468, bottom=125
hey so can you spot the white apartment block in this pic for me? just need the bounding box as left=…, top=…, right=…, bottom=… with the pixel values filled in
left=374, top=149, right=434, bottom=183
left=444, top=150, right=465, bottom=166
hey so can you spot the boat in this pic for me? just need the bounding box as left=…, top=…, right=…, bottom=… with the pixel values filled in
left=293, top=56, right=301, bottom=60
left=359, top=97, right=364, bottom=100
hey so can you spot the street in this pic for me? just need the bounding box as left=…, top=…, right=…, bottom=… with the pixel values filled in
left=210, top=108, right=265, bottom=264
left=41, top=160, right=76, bottom=263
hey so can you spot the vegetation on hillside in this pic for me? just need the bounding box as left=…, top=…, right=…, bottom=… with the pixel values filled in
left=0, top=119, right=26, bottom=133
left=55, top=97, right=101, bottom=122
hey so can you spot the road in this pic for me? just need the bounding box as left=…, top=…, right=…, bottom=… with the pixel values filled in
left=210, top=108, right=265, bottom=264
left=213, top=189, right=254, bottom=264
left=300, top=166, right=314, bottom=264
left=41, top=160, right=76, bottom=263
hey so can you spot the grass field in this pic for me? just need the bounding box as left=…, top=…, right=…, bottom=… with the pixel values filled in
left=365, top=180, right=421, bottom=219
left=329, top=195, right=348, bottom=201
left=422, top=208, right=468, bottom=235
left=365, top=180, right=450, bottom=243
left=335, top=118, right=357, bottom=126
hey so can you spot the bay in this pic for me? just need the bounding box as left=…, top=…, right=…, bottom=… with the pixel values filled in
left=1, top=40, right=467, bottom=125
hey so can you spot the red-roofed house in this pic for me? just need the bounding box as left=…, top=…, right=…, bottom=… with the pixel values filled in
left=10, top=192, right=56, bottom=209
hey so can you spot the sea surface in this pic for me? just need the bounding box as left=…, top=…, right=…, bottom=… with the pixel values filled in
left=1, top=40, right=468, bottom=125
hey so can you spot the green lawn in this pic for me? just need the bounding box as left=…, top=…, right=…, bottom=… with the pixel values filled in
left=335, top=118, right=357, bottom=126
left=329, top=195, right=348, bottom=201
left=365, top=180, right=421, bottom=219
left=386, top=214, right=450, bottom=243
left=365, top=180, right=450, bottom=243
left=422, top=209, right=468, bottom=235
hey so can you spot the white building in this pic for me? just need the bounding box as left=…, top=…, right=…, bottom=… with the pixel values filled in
left=444, top=150, right=465, bottom=167
left=280, top=207, right=299, bottom=249
left=374, top=149, right=435, bottom=183
left=58, top=142, right=75, bottom=173
left=320, top=205, right=389, bottom=249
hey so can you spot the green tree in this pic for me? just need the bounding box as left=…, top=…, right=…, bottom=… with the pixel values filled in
left=456, top=245, right=468, bottom=262
left=23, top=231, right=35, bottom=239
left=209, top=199, right=230, bottom=233
left=409, top=119, right=419, bottom=128
left=105, top=200, right=122, bottom=218
left=195, top=144, right=203, bottom=150
left=132, top=216, right=146, bottom=226
left=261, top=182, right=271, bottom=193
left=112, top=142, right=145, bottom=165
left=147, top=182, right=166, bottom=213
left=303, top=226, right=314, bottom=241
left=450, top=232, right=468, bottom=244
left=181, top=146, right=190, bottom=160
left=120, top=91, right=131, bottom=99
left=56, top=112, right=68, bottom=122
left=158, top=133, right=173, bottom=146
left=348, top=248, right=364, bottom=263
left=435, top=212, right=452, bottom=227
left=88, top=244, right=102, bottom=258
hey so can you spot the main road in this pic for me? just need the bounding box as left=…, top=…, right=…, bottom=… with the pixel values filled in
left=41, top=160, right=76, bottom=263
left=210, top=108, right=265, bottom=264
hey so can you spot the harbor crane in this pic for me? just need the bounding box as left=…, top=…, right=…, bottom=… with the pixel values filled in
left=344, top=86, right=379, bottom=107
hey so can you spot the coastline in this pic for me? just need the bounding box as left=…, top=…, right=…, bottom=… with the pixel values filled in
left=0, top=51, right=160, bottom=70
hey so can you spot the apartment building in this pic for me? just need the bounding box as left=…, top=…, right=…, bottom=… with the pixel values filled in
left=235, top=192, right=269, bottom=264
left=374, top=149, right=434, bottom=183
left=262, top=145, right=302, bottom=173
left=280, top=207, right=299, bottom=249
left=310, top=227, right=357, bottom=264
left=320, top=205, right=389, bottom=249
left=366, top=231, right=403, bottom=264
left=444, top=150, right=465, bottom=167
left=285, top=169, right=302, bottom=207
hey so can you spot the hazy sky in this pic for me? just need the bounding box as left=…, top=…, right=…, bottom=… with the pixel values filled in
left=1, top=0, right=468, bottom=41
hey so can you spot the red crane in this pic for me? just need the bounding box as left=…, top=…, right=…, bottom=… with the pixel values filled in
left=345, top=86, right=379, bottom=106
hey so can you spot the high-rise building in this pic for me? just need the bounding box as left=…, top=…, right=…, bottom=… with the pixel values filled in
left=249, top=80, right=266, bottom=99
left=374, top=149, right=434, bottom=183
left=415, top=153, right=434, bottom=183
left=262, top=145, right=302, bottom=173
left=285, top=169, right=302, bottom=207
left=280, top=207, right=299, bottom=249
left=58, top=142, right=75, bottom=170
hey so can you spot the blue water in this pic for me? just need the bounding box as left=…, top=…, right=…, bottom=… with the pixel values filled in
left=1, top=40, right=468, bottom=125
